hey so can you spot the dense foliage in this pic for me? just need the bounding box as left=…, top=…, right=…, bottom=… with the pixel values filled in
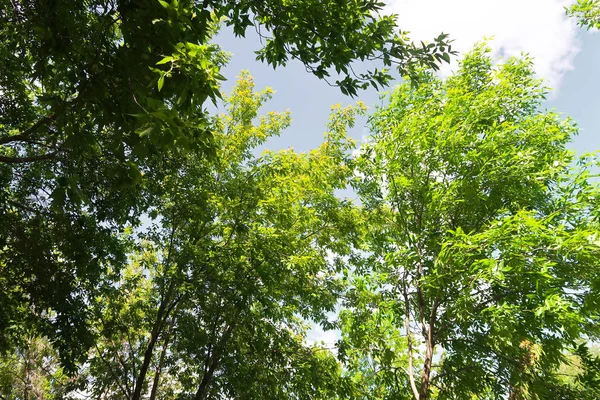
left=1, top=2, right=599, bottom=399
left=340, top=45, right=600, bottom=399
left=79, top=74, right=363, bottom=399
left=0, top=0, right=452, bottom=372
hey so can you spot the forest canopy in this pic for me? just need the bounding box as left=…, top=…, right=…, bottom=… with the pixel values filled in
left=1, top=1, right=600, bottom=399
left=0, top=0, right=452, bottom=371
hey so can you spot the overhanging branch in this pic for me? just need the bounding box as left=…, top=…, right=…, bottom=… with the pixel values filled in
left=0, top=152, right=57, bottom=164
left=0, top=114, right=56, bottom=145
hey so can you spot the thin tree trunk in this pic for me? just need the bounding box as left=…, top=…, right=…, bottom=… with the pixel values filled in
left=418, top=295, right=439, bottom=399
left=132, top=214, right=180, bottom=400
left=132, top=291, right=179, bottom=400
left=403, top=276, right=420, bottom=400
left=132, top=316, right=163, bottom=400
left=132, top=346, right=155, bottom=399
left=194, top=361, right=215, bottom=400
left=194, top=324, right=234, bottom=400
left=23, top=344, right=30, bottom=400
left=149, top=327, right=172, bottom=400
left=419, top=334, right=434, bottom=399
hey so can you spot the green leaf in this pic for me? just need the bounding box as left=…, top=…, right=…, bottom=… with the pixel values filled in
left=157, top=75, right=165, bottom=92
left=137, top=126, right=154, bottom=137
left=156, top=56, right=174, bottom=65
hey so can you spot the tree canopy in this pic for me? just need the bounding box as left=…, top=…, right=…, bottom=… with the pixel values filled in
left=77, top=73, right=363, bottom=399
left=568, top=0, right=600, bottom=30
left=0, top=0, right=452, bottom=367
left=1, top=3, right=600, bottom=398
left=340, top=44, right=600, bottom=399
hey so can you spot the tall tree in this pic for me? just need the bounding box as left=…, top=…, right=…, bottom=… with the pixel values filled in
left=80, top=73, right=363, bottom=399
left=0, top=0, right=453, bottom=368
left=340, top=44, right=600, bottom=399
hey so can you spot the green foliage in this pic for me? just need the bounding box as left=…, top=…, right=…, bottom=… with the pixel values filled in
left=0, top=337, right=71, bottom=399
left=2, top=3, right=598, bottom=397
left=341, top=44, right=600, bottom=399
left=567, top=0, right=600, bottom=30
left=75, top=74, right=363, bottom=399
left=573, top=343, right=600, bottom=394
left=0, top=0, right=226, bottom=368
left=0, top=0, right=452, bottom=369
left=223, top=0, right=455, bottom=96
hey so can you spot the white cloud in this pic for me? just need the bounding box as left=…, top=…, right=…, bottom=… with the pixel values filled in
left=386, top=0, right=581, bottom=93
left=306, top=325, right=339, bottom=348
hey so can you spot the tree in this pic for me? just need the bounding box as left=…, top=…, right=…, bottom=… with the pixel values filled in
left=340, top=44, right=600, bottom=399
left=0, top=0, right=453, bottom=368
left=567, top=0, right=600, bottom=30
left=76, top=73, right=364, bottom=399
left=0, top=336, right=72, bottom=400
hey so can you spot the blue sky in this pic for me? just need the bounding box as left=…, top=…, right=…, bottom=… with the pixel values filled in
left=213, top=0, right=599, bottom=157
left=547, top=32, right=600, bottom=155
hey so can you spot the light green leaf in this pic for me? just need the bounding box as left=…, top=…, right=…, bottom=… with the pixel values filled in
left=157, top=75, right=165, bottom=92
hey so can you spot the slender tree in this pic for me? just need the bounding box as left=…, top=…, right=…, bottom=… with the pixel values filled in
left=341, top=44, right=600, bottom=399
left=80, top=73, right=363, bottom=399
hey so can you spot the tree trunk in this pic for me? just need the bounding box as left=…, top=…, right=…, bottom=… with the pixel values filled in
left=23, top=343, right=31, bottom=400
left=403, top=278, right=420, bottom=400
left=132, top=292, right=177, bottom=400
left=419, top=338, right=434, bottom=399
left=194, top=324, right=234, bottom=400
left=132, top=330, right=160, bottom=400
left=149, top=329, right=172, bottom=400
left=418, top=297, right=439, bottom=400
left=194, top=364, right=214, bottom=400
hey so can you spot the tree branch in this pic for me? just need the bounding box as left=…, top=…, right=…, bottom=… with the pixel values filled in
left=194, top=323, right=235, bottom=400
left=94, top=343, right=132, bottom=400
left=0, top=114, right=56, bottom=145
left=0, top=152, right=57, bottom=164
